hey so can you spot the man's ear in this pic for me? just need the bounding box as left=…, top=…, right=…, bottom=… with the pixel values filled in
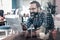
left=37, top=7, right=41, bottom=12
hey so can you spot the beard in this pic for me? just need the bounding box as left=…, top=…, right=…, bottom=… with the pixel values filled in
left=30, top=12, right=38, bottom=18
left=30, top=12, right=38, bottom=16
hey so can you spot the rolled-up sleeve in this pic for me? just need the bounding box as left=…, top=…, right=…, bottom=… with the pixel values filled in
left=26, top=18, right=33, bottom=28
left=43, top=13, right=54, bottom=30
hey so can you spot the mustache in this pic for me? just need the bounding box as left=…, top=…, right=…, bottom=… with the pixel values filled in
left=30, top=12, right=38, bottom=15
left=30, top=12, right=38, bottom=18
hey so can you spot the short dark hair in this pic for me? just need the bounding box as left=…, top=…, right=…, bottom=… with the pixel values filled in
left=0, top=10, right=4, bottom=17
left=30, top=1, right=41, bottom=9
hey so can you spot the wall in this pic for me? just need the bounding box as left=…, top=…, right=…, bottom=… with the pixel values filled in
left=56, top=0, right=60, bottom=14
left=0, top=0, right=12, bottom=14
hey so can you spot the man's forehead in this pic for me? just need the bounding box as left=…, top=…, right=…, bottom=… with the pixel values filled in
left=29, top=3, right=37, bottom=8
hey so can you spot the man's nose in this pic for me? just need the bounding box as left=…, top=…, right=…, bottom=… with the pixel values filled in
left=30, top=10, right=34, bottom=12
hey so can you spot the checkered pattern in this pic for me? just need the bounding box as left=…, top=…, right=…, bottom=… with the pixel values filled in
left=26, top=12, right=54, bottom=30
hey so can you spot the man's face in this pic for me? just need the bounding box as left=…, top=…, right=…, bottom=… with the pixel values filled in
left=29, top=3, right=38, bottom=13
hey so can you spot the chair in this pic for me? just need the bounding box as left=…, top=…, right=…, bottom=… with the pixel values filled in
left=0, top=25, right=11, bottom=36
left=5, top=15, right=23, bottom=34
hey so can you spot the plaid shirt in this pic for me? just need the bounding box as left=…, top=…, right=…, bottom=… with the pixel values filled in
left=26, top=12, right=54, bottom=30
left=43, top=12, right=54, bottom=30
left=26, top=12, right=44, bottom=29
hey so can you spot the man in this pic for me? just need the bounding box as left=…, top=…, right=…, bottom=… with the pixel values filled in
left=0, top=10, right=5, bottom=26
left=26, top=1, right=54, bottom=40
left=24, top=1, right=46, bottom=39
left=26, top=1, right=44, bottom=30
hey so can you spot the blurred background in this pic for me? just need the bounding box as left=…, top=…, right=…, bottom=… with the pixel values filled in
left=0, top=0, right=60, bottom=40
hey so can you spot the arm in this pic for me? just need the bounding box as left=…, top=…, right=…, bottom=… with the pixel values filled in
left=43, top=12, right=54, bottom=30
left=47, top=13, right=54, bottom=30
left=26, top=18, right=33, bottom=29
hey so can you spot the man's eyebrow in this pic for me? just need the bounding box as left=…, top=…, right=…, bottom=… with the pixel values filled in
left=29, top=8, right=36, bottom=10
